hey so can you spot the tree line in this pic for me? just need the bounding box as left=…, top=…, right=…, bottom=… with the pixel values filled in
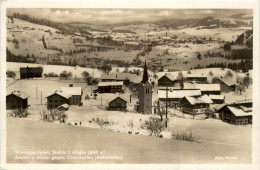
left=9, top=13, right=90, bottom=36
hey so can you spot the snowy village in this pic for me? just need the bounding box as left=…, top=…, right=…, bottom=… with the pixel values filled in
left=4, top=8, right=254, bottom=164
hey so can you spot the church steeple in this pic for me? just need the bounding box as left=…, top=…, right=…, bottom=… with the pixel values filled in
left=142, top=60, right=148, bottom=83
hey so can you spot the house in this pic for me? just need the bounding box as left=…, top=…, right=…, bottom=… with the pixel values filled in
left=216, top=101, right=253, bottom=125
left=209, top=95, right=225, bottom=104
left=213, top=77, right=236, bottom=92
left=158, top=89, right=201, bottom=108
left=101, top=72, right=143, bottom=85
left=219, top=105, right=252, bottom=125
left=47, top=84, right=83, bottom=109
left=46, top=91, right=71, bottom=110
left=20, top=66, right=43, bottom=79
left=185, top=74, right=207, bottom=83
left=108, top=96, right=128, bottom=111
left=157, top=73, right=178, bottom=87
left=6, top=90, right=29, bottom=110
left=180, top=95, right=212, bottom=115
left=60, top=85, right=83, bottom=106
left=98, top=81, right=124, bottom=93
left=183, top=83, right=221, bottom=95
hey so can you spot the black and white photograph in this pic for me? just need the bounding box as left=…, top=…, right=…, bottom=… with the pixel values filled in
left=1, top=0, right=259, bottom=169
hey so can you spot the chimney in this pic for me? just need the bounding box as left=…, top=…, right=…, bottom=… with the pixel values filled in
left=130, top=95, right=131, bottom=103
left=69, top=84, right=73, bottom=87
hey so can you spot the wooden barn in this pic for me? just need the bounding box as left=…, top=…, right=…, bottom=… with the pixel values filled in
left=185, top=74, right=207, bottom=84
left=157, top=73, right=177, bottom=87
left=60, top=85, right=82, bottom=106
left=20, top=66, right=43, bottom=79
left=46, top=91, right=71, bottom=110
left=98, top=81, right=123, bottom=93
left=47, top=85, right=83, bottom=110
left=213, top=77, right=236, bottom=92
left=6, top=90, right=29, bottom=110
left=101, top=72, right=143, bottom=86
left=108, top=96, right=128, bottom=111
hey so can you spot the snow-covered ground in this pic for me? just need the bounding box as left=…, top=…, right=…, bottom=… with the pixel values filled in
left=6, top=118, right=252, bottom=164
left=7, top=62, right=144, bottom=79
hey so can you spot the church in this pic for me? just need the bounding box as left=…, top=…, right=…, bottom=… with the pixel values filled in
left=138, top=61, right=152, bottom=114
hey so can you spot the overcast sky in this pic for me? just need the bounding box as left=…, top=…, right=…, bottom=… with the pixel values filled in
left=7, top=8, right=252, bottom=24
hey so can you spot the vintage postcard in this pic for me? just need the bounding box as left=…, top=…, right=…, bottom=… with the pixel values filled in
left=1, top=0, right=259, bottom=169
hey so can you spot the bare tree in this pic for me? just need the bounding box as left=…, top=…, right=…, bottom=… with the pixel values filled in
left=225, top=70, right=233, bottom=78
left=236, top=83, right=245, bottom=95
left=243, top=76, right=252, bottom=89
left=142, top=117, right=165, bottom=137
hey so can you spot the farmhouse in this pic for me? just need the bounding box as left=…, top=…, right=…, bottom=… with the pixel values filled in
left=157, top=73, right=178, bottom=87
left=216, top=101, right=252, bottom=125
left=183, top=83, right=221, bottom=95
left=158, top=89, right=201, bottom=108
left=185, top=74, right=207, bottom=84
left=101, top=72, right=142, bottom=85
left=213, top=77, right=236, bottom=92
left=46, top=85, right=82, bottom=110
left=108, top=96, right=128, bottom=111
left=6, top=90, right=29, bottom=110
left=20, top=66, right=43, bottom=79
left=60, top=85, right=83, bottom=106
left=98, top=81, right=124, bottom=93
left=46, top=91, right=71, bottom=110
left=180, top=95, right=212, bottom=115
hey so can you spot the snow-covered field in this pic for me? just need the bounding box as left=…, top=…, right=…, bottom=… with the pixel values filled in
left=6, top=62, right=144, bottom=79
left=6, top=118, right=251, bottom=163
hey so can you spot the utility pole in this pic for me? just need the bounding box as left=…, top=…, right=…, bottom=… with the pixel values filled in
left=165, top=86, right=168, bottom=128
left=41, top=92, right=42, bottom=105
left=101, top=95, right=102, bottom=106
left=36, top=87, right=38, bottom=100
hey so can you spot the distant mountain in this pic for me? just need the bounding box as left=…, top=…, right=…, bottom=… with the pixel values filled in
left=155, top=16, right=252, bottom=29
left=229, top=13, right=253, bottom=20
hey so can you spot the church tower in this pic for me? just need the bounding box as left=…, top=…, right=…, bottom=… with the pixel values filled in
left=138, top=60, right=152, bottom=114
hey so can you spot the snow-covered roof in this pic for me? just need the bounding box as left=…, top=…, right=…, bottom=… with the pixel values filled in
left=218, top=77, right=236, bottom=86
left=183, top=83, right=220, bottom=91
left=158, top=73, right=176, bottom=81
left=183, top=95, right=213, bottom=105
left=201, top=95, right=213, bottom=104
left=7, top=90, right=29, bottom=99
left=186, top=74, right=207, bottom=78
left=227, top=106, right=253, bottom=117
left=58, top=103, right=69, bottom=109
left=98, top=81, right=124, bottom=87
left=158, top=89, right=201, bottom=99
left=209, top=94, right=225, bottom=100
left=60, top=87, right=82, bottom=96
left=46, top=90, right=72, bottom=99
left=101, top=73, right=142, bottom=84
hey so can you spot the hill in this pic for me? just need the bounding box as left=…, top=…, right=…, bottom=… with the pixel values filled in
left=156, top=16, right=252, bottom=29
